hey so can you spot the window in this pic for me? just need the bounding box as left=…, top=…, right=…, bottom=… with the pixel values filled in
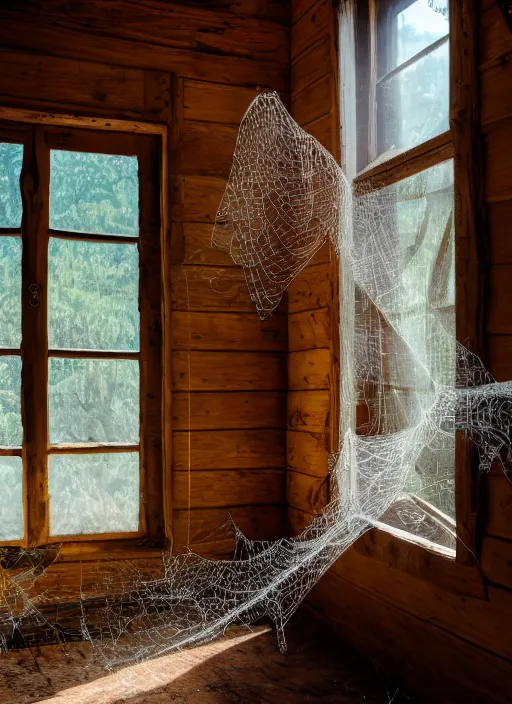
left=0, top=123, right=164, bottom=548
left=341, top=0, right=457, bottom=551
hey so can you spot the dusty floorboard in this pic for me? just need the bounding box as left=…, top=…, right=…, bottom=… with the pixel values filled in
left=0, top=613, right=411, bottom=703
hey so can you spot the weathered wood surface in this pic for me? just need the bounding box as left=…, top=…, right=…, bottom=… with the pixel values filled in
left=172, top=311, right=287, bottom=351
left=173, top=391, right=287, bottom=430
left=289, top=308, right=331, bottom=351
left=287, top=390, right=330, bottom=433
left=309, top=571, right=512, bottom=704
left=287, top=430, right=328, bottom=476
left=173, top=504, right=284, bottom=554
left=173, top=428, right=285, bottom=470
left=287, top=470, right=328, bottom=514
left=173, top=469, right=285, bottom=508
left=288, top=348, right=330, bottom=390
left=173, top=350, right=286, bottom=391
left=288, top=263, right=332, bottom=313
left=0, top=2, right=289, bottom=91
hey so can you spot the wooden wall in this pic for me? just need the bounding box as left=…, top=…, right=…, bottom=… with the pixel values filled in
left=0, top=0, right=290, bottom=585
left=289, top=1, right=512, bottom=702
left=288, top=0, right=339, bottom=535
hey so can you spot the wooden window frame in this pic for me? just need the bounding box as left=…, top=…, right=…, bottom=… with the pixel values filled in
left=337, top=0, right=486, bottom=578
left=0, top=114, right=171, bottom=556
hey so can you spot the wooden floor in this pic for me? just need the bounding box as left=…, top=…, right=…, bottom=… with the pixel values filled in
left=0, top=612, right=412, bottom=703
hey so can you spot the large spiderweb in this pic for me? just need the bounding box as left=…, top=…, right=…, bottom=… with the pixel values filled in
left=1, top=92, right=511, bottom=672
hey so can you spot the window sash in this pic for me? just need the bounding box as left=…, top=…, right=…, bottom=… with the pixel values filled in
left=0, top=122, right=164, bottom=548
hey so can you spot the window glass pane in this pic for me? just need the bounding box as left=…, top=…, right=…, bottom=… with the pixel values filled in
left=48, top=453, right=139, bottom=536
left=354, top=161, right=455, bottom=536
left=377, top=39, right=449, bottom=157
left=0, top=237, right=21, bottom=348
left=50, top=151, right=139, bottom=236
left=394, top=0, right=449, bottom=69
left=48, top=239, right=139, bottom=351
left=0, top=143, right=23, bottom=228
left=49, top=358, right=139, bottom=445
left=0, top=355, right=22, bottom=447
left=0, top=456, right=23, bottom=541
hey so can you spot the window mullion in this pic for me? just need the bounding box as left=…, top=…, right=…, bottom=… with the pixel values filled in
left=21, top=125, right=50, bottom=547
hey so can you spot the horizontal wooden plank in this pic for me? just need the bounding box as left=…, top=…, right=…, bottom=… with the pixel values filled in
left=173, top=428, right=286, bottom=470
left=288, top=307, right=331, bottom=351
left=171, top=221, right=235, bottom=266
left=172, top=311, right=287, bottom=351
left=183, top=80, right=255, bottom=125
left=288, top=505, right=315, bottom=536
left=172, top=391, right=286, bottom=430
left=173, top=468, right=285, bottom=508
left=291, top=36, right=332, bottom=96
left=481, top=535, right=512, bottom=589
left=173, top=350, right=286, bottom=390
left=178, top=0, right=289, bottom=22
left=0, top=18, right=287, bottom=92
left=484, top=120, right=512, bottom=202
left=0, top=2, right=289, bottom=63
left=488, top=200, right=512, bottom=265
left=291, top=0, right=317, bottom=25
left=287, top=390, right=330, bottom=433
left=173, top=504, right=285, bottom=555
left=480, top=0, right=512, bottom=69
left=304, top=113, right=335, bottom=153
left=19, top=558, right=164, bottom=604
left=291, top=75, right=333, bottom=127
left=291, top=0, right=331, bottom=62
left=0, top=49, right=149, bottom=116
left=481, top=61, right=512, bottom=126
left=287, top=429, right=328, bottom=476
left=172, top=175, right=227, bottom=223
left=287, top=469, right=328, bottom=514
left=486, top=475, right=512, bottom=541
left=288, top=263, right=332, bottom=313
left=179, top=121, right=237, bottom=178
left=288, top=349, right=330, bottom=390
left=308, top=571, right=512, bottom=702
left=487, top=334, right=512, bottom=381
left=171, top=265, right=262, bottom=312
left=487, top=266, right=512, bottom=333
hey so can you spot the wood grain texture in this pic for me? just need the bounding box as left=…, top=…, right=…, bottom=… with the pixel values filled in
left=488, top=200, right=512, bottom=265
left=487, top=334, right=512, bottom=381
left=481, top=535, right=512, bottom=589
left=288, top=263, right=332, bottom=313
left=288, top=349, right=330, bottom=390
left=309, top=569, right=512, bottom=700
left=487, top=266, right=512, bottom=334
left=173, top=351, right=286, bottom=391
left=173, top=504, right=285, bottom=554
left=173, top=469, right=285, bottom=508
left=172, top=222, right=234, bottom=266
left=287, top=390, right=330, bottom=433
left=172, top=391, right=286, bottom=430
left=291, top=75, right=333, bottom=127
left=183, top=80, right=256, bottom=125
left=288, top=308, right=331, bottom=351
left=287, top=429, right=328, bottom=476
left=172, top=311, right=287, bottom=351
left=291, top=36, right=332, bottom=96
left=291, top=0, right=331, bottom=61
left=171, top=265, right=258, bottom=312
left=173, top=428, right=285, bottom=470
left=485, top=475, right=512, bottom=541
left=172, top=175, right=227, bottom=222
left=179, top=121, right=237, bottom=177
left=287, top=470, right=328, bottom=514
left=484, top=119, right=512, bottom=202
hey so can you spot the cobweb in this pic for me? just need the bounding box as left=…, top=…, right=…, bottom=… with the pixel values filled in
left=1, top=92, right=512, bottom=672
